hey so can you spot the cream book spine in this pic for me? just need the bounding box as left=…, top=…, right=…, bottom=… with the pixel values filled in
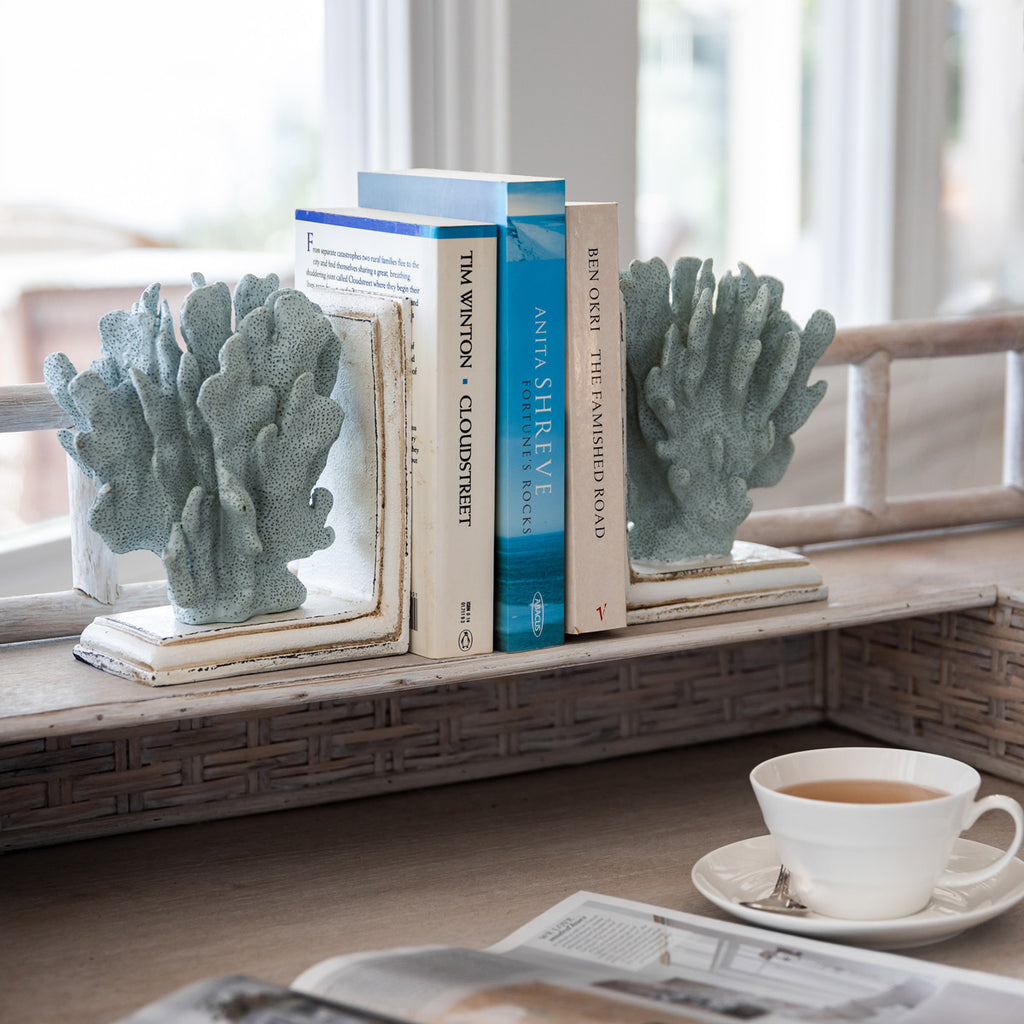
left=564, top=202, right=627, bottom=633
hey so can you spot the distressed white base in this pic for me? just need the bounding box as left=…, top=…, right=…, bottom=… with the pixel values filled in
left=627, top=541, right=827, bottom=625
left=74, top=592, right=406, bottom=685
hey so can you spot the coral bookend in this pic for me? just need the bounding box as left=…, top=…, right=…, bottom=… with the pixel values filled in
left=620, top=257, right=834, bottom=563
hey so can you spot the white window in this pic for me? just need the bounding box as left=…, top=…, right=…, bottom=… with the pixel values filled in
left=638, top=0, right=1024, bottom=326
left=0, top=1, right=324, bottom=598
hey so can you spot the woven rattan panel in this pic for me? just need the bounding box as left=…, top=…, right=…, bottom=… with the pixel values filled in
left=0, top=634, right=823, bottom=850
left=829, top=597, right=1024, bottom=782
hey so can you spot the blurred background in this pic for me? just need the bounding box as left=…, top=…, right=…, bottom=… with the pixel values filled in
left=2, top=0, right=1020, bottom=593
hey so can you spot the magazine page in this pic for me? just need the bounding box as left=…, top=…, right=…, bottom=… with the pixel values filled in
left=293, top=944, right=590, bottom=1024
left=487, top=891, right=1024, bottom=1024
left=113, top=974, right=414, bottom=1024
left=293, top=891, right=1024, bottom=1024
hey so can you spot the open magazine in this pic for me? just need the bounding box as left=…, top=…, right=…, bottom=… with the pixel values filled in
left=117, top=891, right=1024, bottom=1024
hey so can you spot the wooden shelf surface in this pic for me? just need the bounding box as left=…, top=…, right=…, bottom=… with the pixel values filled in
left=3, top=524, right=1023, bottom=743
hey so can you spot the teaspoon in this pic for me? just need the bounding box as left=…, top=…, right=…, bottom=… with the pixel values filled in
left=739, top=865, right=808, bottom=915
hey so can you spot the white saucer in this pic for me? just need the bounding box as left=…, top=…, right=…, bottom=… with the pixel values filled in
left=692, top=835, right=1024, bottom=949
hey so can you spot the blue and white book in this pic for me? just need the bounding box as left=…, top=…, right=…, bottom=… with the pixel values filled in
left=359, top=169, right=566, bottom=652
left=295, top=206, right=497, bottom=659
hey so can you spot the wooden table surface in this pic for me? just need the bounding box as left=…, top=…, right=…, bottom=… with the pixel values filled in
left=5, top=724, right=1024, bottom=1023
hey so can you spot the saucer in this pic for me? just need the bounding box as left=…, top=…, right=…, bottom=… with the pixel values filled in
left=691, top=835, right=1024, bottom=949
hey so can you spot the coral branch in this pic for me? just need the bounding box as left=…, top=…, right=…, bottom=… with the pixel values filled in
left=621, top=257, right=834, bottom=561
left=45, top=274, right=345, bottom=624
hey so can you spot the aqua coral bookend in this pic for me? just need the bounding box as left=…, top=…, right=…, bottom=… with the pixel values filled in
left=621, top=256, right=834, bottom=562
left=620, top=256, right=833, bottom=623
left=57, top=292, right=410, bottom=685
left=45, top=273, right=345, bottom=625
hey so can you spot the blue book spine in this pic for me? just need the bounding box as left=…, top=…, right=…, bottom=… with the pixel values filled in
left=359, top=171, right=566, bottom=652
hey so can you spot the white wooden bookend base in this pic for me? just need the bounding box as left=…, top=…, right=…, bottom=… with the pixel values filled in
left=74, top=592, right=407, bottom=685
left=75, top=296, right=410, bottom=686
left=627, top=541, right=827, bottom=625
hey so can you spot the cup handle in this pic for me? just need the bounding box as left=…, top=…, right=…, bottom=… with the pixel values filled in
left=938, top=794, right=1024, bottom=887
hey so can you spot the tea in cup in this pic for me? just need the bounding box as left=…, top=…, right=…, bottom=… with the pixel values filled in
left=750, top=746, right=1024, bottom=920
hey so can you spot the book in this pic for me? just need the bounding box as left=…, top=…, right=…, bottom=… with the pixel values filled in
left=295, top=207, right=498, bottom=659
left=564, top=202, right=627, bottom=634
left=357, top=169, right=567, bottom=653
left=117, top=890, right=1024, bottom=1023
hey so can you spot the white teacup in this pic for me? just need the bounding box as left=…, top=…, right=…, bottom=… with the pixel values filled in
left=750, top=746, right=1024, bottom=920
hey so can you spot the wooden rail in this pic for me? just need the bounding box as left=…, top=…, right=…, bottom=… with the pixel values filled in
left=741, top=313, right=1024, bottom=548
left=0, top=383, right=70, bottom=432
left=0, top=383, right=165, bottom=640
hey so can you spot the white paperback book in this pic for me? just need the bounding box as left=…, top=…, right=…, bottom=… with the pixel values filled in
left=296, top=207, right=498, bottom=658
left=564, top=202, right=627, bottom=633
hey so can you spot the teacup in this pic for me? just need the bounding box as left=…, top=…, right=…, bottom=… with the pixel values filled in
left=750, top=746, right=1024, bottom=920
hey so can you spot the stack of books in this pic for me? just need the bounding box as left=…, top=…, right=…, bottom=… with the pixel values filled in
left=295, top=169, right=627, bottom=658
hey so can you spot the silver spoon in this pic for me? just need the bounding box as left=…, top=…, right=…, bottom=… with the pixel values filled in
left=739, top=865, right=808, bottom=915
